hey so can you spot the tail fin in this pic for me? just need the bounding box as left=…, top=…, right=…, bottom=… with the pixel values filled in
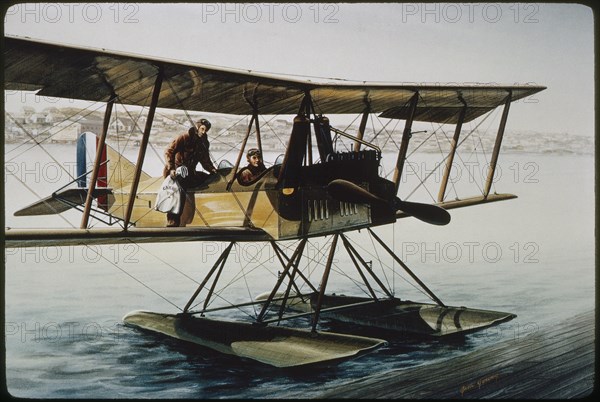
left=77, top=132, right=151, bottom=187
left=76, top=132, right=151, bottom=211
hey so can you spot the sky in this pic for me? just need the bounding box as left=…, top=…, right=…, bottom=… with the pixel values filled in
left=3, top=2, right=595, bottom=136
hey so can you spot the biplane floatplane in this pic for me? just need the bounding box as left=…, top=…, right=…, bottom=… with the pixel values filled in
left=4, top=36, right=545, bottom=368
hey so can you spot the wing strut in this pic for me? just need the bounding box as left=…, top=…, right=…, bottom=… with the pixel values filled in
left=80, top=94, right=116, bottom=228
left=484, top=91, right=512, bottom=197
left=254, top=112, right=263, bottom=159
left=392, top=92, right=419, bottom=193
left=437, top=99, right=467, bottom=202
left=228, top=108, right=258, bottom=190
left=353, top=99, right=371, bottom=152
left=244, top=84, right=263, bottom=162
left=123, top=69, right=163, bottom=227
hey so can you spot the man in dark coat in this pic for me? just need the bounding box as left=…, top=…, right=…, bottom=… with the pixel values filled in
left=163, top=118, right=217, bottom=227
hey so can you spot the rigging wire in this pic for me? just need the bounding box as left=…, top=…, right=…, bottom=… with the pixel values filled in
left=366, top=230, right=392, bottom=292
left=189, top=242, right=282, bottom=319
left=188, top=234, right=367, bottom=318
left=450, top=108, right=501, bottom=196
left=310, top=235, right=373, bottom=298
left=429, top=124, right=452, bottom=201
left=119, top=101, right=165, bottom=165
left=5, top=112, right=98, bottom=185
left=258, top=115, right=289, bottom=150
left=108, top=101, right=130, bottom=229
left=392, top=117, right=454, bottom=201
left=476, top=110, right=498, bottom=194
left=376, top=116, right=402, bottom=151
left=5, top=114, right=77, bottom=184
left=241, top=242, right=272, bottom=317
left=478, top=135, right=492, bottom=190
left=106, top=95, right=157, bottom=229
left=397, top=93, right=453, bottom=200
left=403, top=109, right=496, bottom=200
left=84, top=244, right=182, bottom=311
left=7, top=65, right=164, bottom=165
left=6, top=173, right=77, bottom=228
left=5, top=103, right=107, bottom=163
left=346, top=231, right=432, bottom=301
left=82, top=235, right=207, bottom=290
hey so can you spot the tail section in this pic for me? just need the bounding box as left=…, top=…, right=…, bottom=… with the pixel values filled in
left=13, top=133, right=152, bottom=217
left=76, top=131, right=151, bottom=192
left=76, top=132, right=109, bottom=209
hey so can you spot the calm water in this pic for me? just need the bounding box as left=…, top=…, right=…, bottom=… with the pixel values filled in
left=4, top=143, right=595, bottom=398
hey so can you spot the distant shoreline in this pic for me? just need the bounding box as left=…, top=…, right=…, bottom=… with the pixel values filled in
left=4, top=136, right=594, bottom=156
left=5, top=106, right=593, bottom=156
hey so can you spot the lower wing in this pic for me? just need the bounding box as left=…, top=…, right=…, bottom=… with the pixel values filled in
left=4, top=226, right=270, bottom=248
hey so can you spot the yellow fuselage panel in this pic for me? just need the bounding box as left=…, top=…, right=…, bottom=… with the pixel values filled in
left=106, top=170, right=372, bottom=240
left=109, top=189, right=278, bottom=230
left=108, top=173, right=281, bottom=237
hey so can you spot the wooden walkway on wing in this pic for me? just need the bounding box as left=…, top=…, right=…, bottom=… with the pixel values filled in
left=320, top=309, right=596, bottom=399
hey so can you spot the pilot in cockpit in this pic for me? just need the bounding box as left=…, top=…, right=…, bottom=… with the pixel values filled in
left=238, top=148, right=266, bottom=185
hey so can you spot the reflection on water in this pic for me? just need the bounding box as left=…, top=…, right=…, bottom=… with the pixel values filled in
left=4, top=145, right=595, bottom=398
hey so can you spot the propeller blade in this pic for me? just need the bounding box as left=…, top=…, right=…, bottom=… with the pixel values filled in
left=327, top=179, right=451, bottom=226
left=326, top=179, right=387, bottom=206
left=395, top=199, right=451, bottom=226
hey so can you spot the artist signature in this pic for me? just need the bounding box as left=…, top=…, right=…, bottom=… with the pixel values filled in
left=459, top=373, right=501, bottom=396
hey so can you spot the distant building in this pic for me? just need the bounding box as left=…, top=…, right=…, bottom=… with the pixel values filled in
left=5, top=126, right=22, bottom=142
left=48, top=121, right=79, bottom=143
left=49, top=117, right=103, bottom=142
left=44, top=110, right=66, bottom=123
left=28, top=112, right=48, bottom=124
left=110, top=117, right=135, bottom=133
left=7, top=110, right=26, bottom=125
left=79, top=118, right=103, bottom=135
left=21, top=106, right=35, bottom=118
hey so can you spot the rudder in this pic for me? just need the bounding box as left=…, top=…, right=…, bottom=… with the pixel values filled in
left=76, top=132, right=151, bottom=210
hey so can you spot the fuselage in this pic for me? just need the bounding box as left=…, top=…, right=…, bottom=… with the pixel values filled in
left=108, top=149, right=398, bottom=240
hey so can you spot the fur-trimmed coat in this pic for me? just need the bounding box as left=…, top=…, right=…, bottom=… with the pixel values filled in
left=163, top=129, right=216, bottom=179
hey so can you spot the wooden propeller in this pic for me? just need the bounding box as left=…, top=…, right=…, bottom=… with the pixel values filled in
left=327, top=179, right=450, bottom=226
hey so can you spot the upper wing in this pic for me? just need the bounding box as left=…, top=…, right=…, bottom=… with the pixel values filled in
left=4, top=36, right=545, bottom=123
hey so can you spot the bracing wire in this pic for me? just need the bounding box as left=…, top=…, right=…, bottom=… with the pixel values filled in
left=189, top=242, right=283, bottom=319
left=402, top=109, right=497, bottom=200
left=83, top=244, right=182, bottom=311
left=345, top=231, right=433, bottom=301
left=5, top=103, right=108, bottom=163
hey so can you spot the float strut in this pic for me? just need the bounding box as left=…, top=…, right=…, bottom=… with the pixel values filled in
left=368, top=228, right=446, bottom=307
left=256, top=239, right=307, bottom=323
left=183, top=242, right=235, bottom=314
left=311, top=234, right=339, bottom=332
left=340, top=233, right=394, bottom=299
